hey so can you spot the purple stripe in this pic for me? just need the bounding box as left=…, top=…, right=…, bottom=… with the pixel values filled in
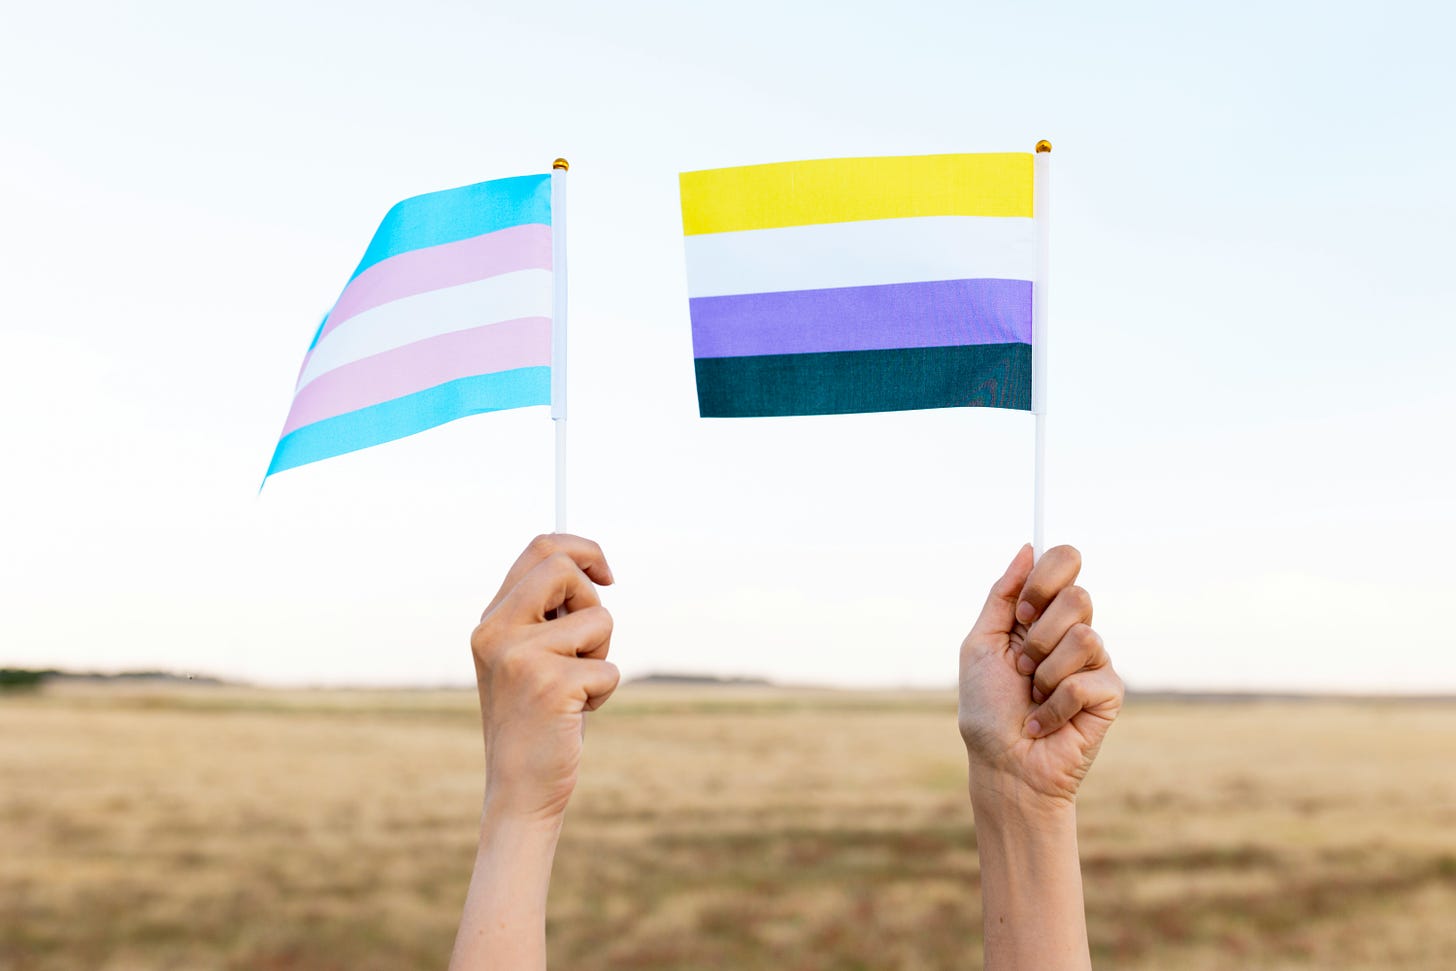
left=282, top=317, right=551, bottom=435
left=317, top=223, right=552, bottom=344
left=689, top=278, right=1031, bottom=359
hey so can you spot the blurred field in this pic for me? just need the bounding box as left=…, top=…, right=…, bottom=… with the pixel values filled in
left=2, top=682, right=1455, bottom=970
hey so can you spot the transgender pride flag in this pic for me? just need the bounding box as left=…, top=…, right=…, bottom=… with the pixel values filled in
left=680, top=153, right=1038, bottom=417
left=266, top=173, right=557, bottom=478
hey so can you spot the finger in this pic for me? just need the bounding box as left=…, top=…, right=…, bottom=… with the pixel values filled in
left=968, top=545, right=1035, bottom=641
left=1031, top=624, right=1106, bottom=703
left=1018, top=584, right=1094, bottom=671
left=1014, top=545, right=1082, bottom=628
left=575, top=658, right=622, bottom=712
left=527, top=605, right=613, bottom=660
left=1024, top=665, right=1123, bottom=739
left=485, top=534, right=613, bottom=618
left=506, top=552, right=603, bottom=622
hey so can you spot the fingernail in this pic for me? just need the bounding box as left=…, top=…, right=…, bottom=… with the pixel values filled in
left=1024, top=718, right=1041, bottom=738
left=1016, top=601, right=1035, bottom=624
left=1031, top=685, right=1046, bottom=704
left=1016, top=653, right=1036, bottom=676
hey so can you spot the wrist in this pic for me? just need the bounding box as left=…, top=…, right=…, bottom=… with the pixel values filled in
left=967, top=761, right=1077, bottom=831
left=481, top=793, right=567, bottom=845
left=480, top=755, right=575, bottom=831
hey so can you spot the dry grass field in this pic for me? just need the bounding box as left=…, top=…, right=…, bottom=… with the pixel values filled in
left=2, top=682, right=1455, bottom=970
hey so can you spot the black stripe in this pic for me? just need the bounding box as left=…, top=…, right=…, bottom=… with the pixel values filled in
left=694, top=343, right=1032, bottom=418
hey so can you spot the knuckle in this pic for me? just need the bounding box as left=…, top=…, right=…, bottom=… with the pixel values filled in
left=572, top=607, right=613, bottom=647
left=1050, top=544, right=1082, bottom=571
left=1039, top=706, right=1065, bottom=731
left=1070, top=623, right=1101, bottom=653
left=468, top=624, right=492, bottom=659
left=542, top=551, right=578, bottom=582
left=470, top=616, right=507, bottom=658
left=1066, top=585, right=1093, bottom=613
left=1068, top=675, right=1092, bottom=705
left=528, top=534, right=557, bottom=557
left=585, top=662, right=623, bottom=710
left=497, top=643, right=539, bottom=680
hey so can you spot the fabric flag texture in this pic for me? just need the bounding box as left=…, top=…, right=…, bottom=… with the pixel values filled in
left=679, top=153, right=1036, bottom=417
left=266, top=174, right=554, bottom=477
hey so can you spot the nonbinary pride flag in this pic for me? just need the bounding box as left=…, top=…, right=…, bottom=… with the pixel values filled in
left=266, top=174, right=554, bottom=478
left=679, top=153, right=1036, bottom=417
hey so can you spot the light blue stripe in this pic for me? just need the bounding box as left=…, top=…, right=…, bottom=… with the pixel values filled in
left=266, top=367, right=551, bottom=477
left=347, top=174, right=552, bottom=285
left=303, top=310, right=330, bottom=353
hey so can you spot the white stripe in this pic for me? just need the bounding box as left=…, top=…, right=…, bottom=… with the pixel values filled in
left=683, top=215, right=1036, bottom=298
left=297, top=269, right=553, bottom=391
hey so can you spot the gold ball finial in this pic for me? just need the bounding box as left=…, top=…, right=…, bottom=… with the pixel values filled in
left=553, top=157, right=570, bottom=171
left=1035, top=140, right=1052, bottom=154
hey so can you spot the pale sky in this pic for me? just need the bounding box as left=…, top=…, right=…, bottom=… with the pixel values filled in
left=3, top=0, right=1453, bottom=691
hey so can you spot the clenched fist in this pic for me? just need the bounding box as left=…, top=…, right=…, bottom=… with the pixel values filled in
left=958, top=544, right=1123, bottom=811
left=471, top=534, right=619, bottom=824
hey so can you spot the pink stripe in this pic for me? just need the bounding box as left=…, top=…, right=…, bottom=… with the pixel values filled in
left=282, top=317, right=551, bottom=435
left=318, top=223, right=552, bottom=344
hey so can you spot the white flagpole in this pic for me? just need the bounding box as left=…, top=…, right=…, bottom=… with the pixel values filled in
left=1031, top=140, right=1052, bottom=559
left=551, top=158, right=569, bottom=534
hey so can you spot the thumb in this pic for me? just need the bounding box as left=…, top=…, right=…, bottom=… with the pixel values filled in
left=969, top=545, right=1035, bottom=640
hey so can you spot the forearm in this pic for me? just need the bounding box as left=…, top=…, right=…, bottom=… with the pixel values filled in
left=971, top=780, right=1090, bottom=971
left=448, top=806, right=563, bottom=971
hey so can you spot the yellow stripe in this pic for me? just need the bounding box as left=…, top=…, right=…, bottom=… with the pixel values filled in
left=680, top=153, right=1033, bottom=235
